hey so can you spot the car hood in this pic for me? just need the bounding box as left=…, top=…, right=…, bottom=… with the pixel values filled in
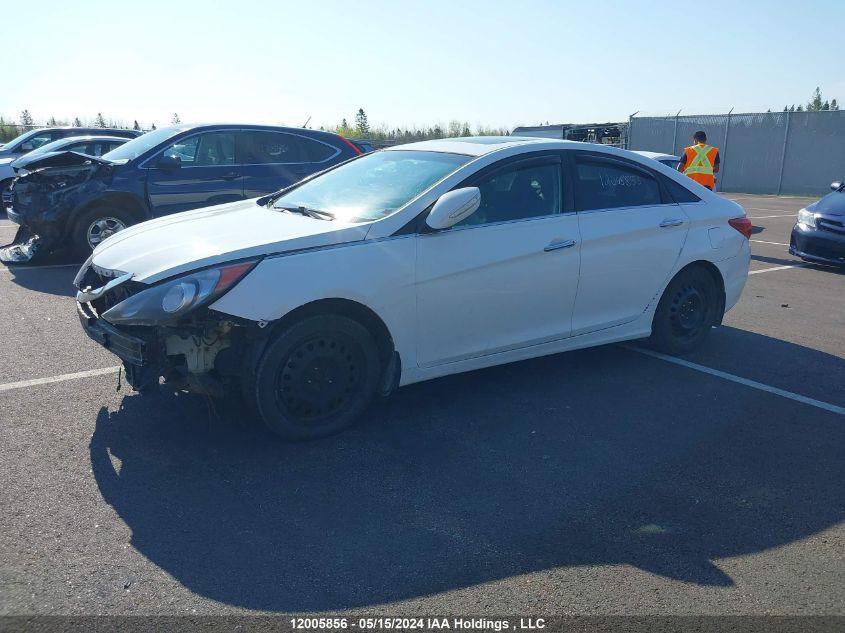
left=90, top=198, right=371, bottom=284
left=14, top=150, right=112, bottom=171
left=808, top=188, right=845, bottom=217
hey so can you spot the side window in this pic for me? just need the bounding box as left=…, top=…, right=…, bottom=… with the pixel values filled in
left=104, top=141, right=124, bottom=154
left=662, top=175, right=701, bottom=203
left=21, top=133, right=54, bottom=151
left=160, top=133, right=235, bottom=166
left=574, top=157, right=662, bottom=211
left=194, top=132, right=235, bottom=166
left=457, top=161, right=561, bottom=226
left=239, top=131, right=302, bottom=164
left=66, top=142, right=91, bottom=154
left=162, top=136, right=199, bottom=164
left=298, top=136, right=337, bottom=162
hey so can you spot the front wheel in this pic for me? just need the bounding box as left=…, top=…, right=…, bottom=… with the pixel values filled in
left=648, top=267, right=720, bottom=355
left=249, top=315, right=382, bottom=440
left=71, top=206, right=136, bottom=254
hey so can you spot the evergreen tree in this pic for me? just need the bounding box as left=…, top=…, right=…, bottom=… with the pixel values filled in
left=94, top=113, right=107, bottom=127
left=808, top=87, right=823, bottom=112
left=171, top=113, right=181, bottom=124
left=151, top=123, right=157, bottom=130
left=355, top=108, right=369, bottom=136
left=822, top=100, right=830, bottom=111
left=133, top=120, right=141, bottom=131
left=47, top=116, right=57, bottom=125
left=461, top=123, right=471, bottom=136
left=20, top=109, right=34, bottom=127
left=831, top=99, right=840, bottom=111
left=73, top=117, right=83, bottom=127
left=796, top=105, right=804, bottom=112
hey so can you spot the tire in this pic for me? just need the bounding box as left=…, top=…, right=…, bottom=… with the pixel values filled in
left=648, top=266, right=719, bottom=355
left=71, top=206, right=136, bottom=255
left=248, top=315, right=381, bottom=440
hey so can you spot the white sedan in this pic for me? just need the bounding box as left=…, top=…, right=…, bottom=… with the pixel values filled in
left=75, top=137, right=751, bottom=439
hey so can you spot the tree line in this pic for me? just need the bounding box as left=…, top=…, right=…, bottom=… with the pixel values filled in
left=322, top=108, right=511, bottom=145
left=774, top=87, right=840, bottom=112
left=0, top=111, right=184, bottom=142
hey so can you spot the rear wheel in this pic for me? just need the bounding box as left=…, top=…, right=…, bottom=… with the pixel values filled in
left=249, top=315, right=381, bottom=440
left=71, top=206, right=135, bottom=254
left=648, top=267, right=719, bottom=355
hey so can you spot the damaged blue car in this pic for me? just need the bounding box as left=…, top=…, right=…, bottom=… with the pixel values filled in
left=1, top=123, right=363, bottom=262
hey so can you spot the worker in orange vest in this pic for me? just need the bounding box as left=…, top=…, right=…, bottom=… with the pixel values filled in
left=678, top=131, right=720, bottom=190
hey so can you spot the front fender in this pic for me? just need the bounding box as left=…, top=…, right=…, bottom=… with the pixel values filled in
left=209, top=236, right=417, bottom=373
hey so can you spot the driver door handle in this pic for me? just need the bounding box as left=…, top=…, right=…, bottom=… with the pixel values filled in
left=221, top=172, right=241, bottom=181
left=659, top=218, right=685, bottom=228
left=544, top=239, right=577, bottom=252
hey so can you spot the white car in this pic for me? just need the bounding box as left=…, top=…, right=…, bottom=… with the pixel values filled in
left=634, top=150, right=681, bottom=169
left=75, top=137, right=751, bottom=439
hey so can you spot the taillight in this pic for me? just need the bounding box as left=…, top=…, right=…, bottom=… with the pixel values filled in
left=339, top=136, right=363, bottom=155
left=728, top=217, right=753, bottom=239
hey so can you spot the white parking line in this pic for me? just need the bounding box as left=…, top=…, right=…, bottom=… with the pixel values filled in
left=748, top=240, right=789, bottom=246
left=0, top=367, right=120, bottom=393
left=750, top=240, right=790, bottom=246
left=630, top=347, right=845, bottom=416
left=748, top=263, right=809, bottom=275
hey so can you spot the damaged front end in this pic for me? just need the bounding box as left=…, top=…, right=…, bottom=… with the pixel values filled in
left=0, top=152, right=113, bottom=263
left=75, top=259, right=264, bottom=396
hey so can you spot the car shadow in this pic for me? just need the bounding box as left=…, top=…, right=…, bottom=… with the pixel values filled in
left=751, top=253, right=801, bottom=266
left=89, top=330, right=844, bottom=611
left=2, top=248, right=83, bottom=298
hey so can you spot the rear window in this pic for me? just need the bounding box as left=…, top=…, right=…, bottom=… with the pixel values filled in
left=574, top=156, right=662, bottom=211
left=662, top=175, right=702, bottom=203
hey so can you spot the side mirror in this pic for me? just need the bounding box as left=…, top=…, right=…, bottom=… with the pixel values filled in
left=831, top=181, right=843, bottom=191
left=426, top=187, right=481, bottom=230
left=156, top=154, right=182, bottom=170
left=20, top=142, right=34, bottom=152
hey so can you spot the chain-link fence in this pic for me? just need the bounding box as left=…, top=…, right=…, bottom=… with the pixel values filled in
left=628, top=110, right=845, bottom=196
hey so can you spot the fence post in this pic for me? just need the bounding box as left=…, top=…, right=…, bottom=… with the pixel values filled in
left=626, top=111, right=639, bottom=149
left=720, top=108, right=733, bottom=192
left=671, top=109, right=681, bottom=154
left=776, top=110, right=791, bottom=195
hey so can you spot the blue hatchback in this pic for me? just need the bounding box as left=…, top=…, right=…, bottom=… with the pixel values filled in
left=3, top=124, right=363, bottom=260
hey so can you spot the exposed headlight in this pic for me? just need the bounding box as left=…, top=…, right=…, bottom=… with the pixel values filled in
left=101, top=260, right=256, bottom=326
left=797, top=207, right=817, bottom=229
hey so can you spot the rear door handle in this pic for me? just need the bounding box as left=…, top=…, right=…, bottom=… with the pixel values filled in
left=221, top=172, right=241, bottom=181
left=659, top=218, right=685, bottom=228
left=544, top=239, right=577, bottom=252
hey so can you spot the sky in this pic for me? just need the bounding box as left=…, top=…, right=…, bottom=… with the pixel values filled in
left=2, top=0, right=843, bottom=131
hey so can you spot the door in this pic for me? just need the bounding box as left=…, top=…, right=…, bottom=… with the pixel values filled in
left=570, top=152, right=689, bottom=335
left=145, top=131, right=242, bottom=216
left=239, top=131, right=335, bottom=198
left=416, top=155, right=581, bottom=367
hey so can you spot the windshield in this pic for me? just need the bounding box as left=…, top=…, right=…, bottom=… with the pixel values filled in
left=102, top=126, right=185, bottom=162
left=3, top=129, right=44, bottom=151
left=272, top=150, right=471, bottom=222
left=18, top=137, right=82, bottom=158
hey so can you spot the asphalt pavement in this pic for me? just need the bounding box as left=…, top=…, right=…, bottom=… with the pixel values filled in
left=0, top=195, right=843, bottom=617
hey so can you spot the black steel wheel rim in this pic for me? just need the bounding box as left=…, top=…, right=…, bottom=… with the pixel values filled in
left=274, top=333, right=365, bottom=425
left=668, top=283, right=708, bottom=339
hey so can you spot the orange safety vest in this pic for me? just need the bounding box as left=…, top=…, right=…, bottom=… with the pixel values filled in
left=682, top=143, right=719, bottom=188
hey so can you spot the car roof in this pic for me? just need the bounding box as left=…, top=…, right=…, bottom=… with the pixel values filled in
left=52, top=135, right=130, bottom=143
left=633, top=150, right=680, bottom=160
left=385, top=136, right=580, bottom=156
